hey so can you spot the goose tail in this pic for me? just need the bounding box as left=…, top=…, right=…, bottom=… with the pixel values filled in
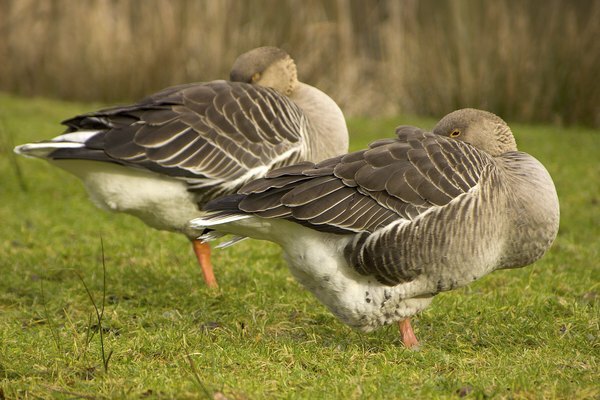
left=14, top=131, right=100, bottom=159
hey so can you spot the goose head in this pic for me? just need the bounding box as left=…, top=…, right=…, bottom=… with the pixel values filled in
left=433, top=108, right=518, bottom=156
left=230, top=46, right=298, bottom=96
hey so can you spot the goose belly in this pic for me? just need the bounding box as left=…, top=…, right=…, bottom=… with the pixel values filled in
left=279, top=230, right=433, bottom=331
left=51, top=160, right=201, bottom=234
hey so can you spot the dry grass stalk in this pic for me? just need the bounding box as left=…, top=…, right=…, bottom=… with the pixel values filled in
left=0, top=0, right=598, bottom=126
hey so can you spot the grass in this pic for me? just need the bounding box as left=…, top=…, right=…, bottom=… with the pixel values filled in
left=0, top=93, right=598, bottom=399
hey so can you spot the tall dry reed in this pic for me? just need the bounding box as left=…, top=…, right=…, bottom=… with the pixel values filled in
left=0, top=0, right=598, bottom=127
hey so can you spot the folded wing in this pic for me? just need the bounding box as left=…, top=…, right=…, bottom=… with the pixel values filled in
left=52, top=81, right=309, bottom=191
left=212, top=127, right=493, bottom=235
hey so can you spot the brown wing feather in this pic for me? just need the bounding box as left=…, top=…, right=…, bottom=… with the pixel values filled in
left=57, top=81, right=308, bottom=186
left=230, top=127, right=494, bottom=234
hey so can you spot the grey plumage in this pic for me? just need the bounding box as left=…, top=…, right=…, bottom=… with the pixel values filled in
left=13, top=46, right=349, bottom=289
left=208, top=125, right=493, bottom=238
left=54, top=82, right=309, bottom=192
left=195, top=108, right=560, bottom=334
left=14, top=46, right=349, bottom=237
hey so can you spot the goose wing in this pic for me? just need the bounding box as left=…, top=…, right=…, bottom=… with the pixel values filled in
left=223, top=126, right=494, bottom=235
left=53, top=81, right=309, bottom=191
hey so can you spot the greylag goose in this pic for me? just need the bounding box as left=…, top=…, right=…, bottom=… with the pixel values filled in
left=190, top=108, right=560, bottom=348
left=14, top=46, right=349, bottom=288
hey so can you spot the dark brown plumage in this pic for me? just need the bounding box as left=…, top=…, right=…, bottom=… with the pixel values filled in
left=14, top=47, right=349, bottom=289
left=54, top=81, right=308, bottom=193
left=206, top=126, right=493, bottom=238
left=194, top=108, right=560, bottom=347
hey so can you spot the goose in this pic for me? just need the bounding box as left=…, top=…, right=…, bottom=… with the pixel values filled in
left=14, top=46, right=349, bottom=288
left=190, top=108, right=560, bottom=348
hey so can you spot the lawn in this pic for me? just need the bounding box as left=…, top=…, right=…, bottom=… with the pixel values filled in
left=0, top=93, right=598, bottom=399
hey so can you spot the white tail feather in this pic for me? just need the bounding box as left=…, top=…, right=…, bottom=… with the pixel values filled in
left=190, top=213, right=251, bottom=229
left=50, top=131, right=100, bottom=143
left=215, top=236, right=248, bottom=248
left=14, top=142, right=84, bottom=158
left=197, top=231, right=225, bottom=242
left=197, top=230, right=247, bottom=248
left=14, top=130, right=101, bottom=158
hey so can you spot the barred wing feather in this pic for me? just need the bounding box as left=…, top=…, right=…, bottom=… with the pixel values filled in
left=55, top=81, right=309, bottom=190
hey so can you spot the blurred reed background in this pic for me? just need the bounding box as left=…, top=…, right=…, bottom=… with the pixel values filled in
left=0, top=0, right=598, bottom=126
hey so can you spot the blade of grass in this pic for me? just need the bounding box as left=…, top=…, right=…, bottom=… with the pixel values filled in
left=0, top=116, right=28, bottom=192
left=40, top=279, right=62, bottom=353
left=76, top=238, right=112, bottom=373
left=186, top=354, right=213, bottom=399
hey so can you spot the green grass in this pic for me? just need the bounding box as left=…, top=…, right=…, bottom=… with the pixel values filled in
left=0, top=93, right=598, bottom=399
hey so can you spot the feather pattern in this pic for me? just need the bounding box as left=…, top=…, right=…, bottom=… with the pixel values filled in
left=192, top=108, right=560, bottom=335
left=225, top=127, right=494, bottom=236
left=192, top=109, right=559, bottom=334
left=57, top=81, right=309, bottom=190
left=14, top=47, right=349, bottom=243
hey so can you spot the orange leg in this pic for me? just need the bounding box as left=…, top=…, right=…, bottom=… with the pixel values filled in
left=398, top=318, right=420, bottom=349
left=192, top=240, right=218, bottom=288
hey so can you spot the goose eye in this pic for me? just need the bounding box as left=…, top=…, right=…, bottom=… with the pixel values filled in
left=251, top=72, right=261, bottom=83
left=450, top=129, right=461, bottom=138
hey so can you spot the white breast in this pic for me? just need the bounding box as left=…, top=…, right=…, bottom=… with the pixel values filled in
left=265, top=220, right=434, bottom=331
